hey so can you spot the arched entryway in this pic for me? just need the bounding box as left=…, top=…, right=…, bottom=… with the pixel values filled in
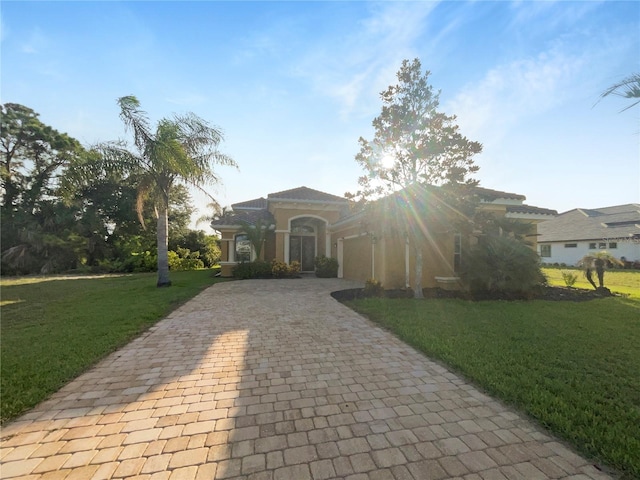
left=288, top=216, right=329, bottom=272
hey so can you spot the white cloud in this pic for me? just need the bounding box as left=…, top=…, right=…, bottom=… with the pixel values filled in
left=291, top=2, right=440, bottom=119
left=446, top=47, right=587, bottom=146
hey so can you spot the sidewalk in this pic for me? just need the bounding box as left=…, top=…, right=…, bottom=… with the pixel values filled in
left=0, top=278, right=612, bottom=479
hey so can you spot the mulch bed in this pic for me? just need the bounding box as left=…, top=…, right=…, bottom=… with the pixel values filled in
left=331, top=286, right=617, bottom=302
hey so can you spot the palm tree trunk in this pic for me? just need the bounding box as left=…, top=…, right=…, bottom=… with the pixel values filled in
left=414, top=244, right=424, bottom=299
left=585, top=268, right=597, bottom=290
left=156, top=205, right=171, bottom=287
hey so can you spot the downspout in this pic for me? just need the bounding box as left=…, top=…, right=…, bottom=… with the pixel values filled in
left=405, top=234, right=410, bottom=288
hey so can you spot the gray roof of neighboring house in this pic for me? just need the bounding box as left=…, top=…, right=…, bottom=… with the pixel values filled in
left=538, top=204, right=640, bottom=242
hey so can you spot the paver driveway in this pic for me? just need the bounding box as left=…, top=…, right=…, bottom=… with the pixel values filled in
left=1, top=278, right=613, bottom=480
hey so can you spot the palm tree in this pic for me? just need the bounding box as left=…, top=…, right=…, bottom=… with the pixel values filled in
left=578, top=251, right=623, bottom=290
left=597, top=73, right=640, bottom=111
left=103, top=96, right=236, bottom=287
left=237, top=218, right=274, bottom=261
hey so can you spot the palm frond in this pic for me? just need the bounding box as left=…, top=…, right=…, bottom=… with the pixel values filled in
left=117, top=96, right=154, bottom=152
left=596, top=73, right=640, bottom=111
left=135, top=176, right=156, bottom=229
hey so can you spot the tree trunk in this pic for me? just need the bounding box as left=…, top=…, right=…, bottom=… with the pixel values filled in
left=156, top=204, right=172, bottom=287
left=414, top=244, right=424, bottom=299
left=596, top=266, right=605, bottom=288
left=595, top=259, right=605, bottom=287
left=585, top=268, right=597, bottom=290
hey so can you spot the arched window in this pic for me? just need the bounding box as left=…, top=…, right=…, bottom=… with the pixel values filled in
left=235, top=234, right=251, bottom=262
left=291, top=224, right=315, bottom=235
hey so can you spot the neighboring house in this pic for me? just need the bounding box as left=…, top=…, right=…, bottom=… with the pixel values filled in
left=537, top=204, right=640, bottom=266
left=212, top=185, right=557, bottom=289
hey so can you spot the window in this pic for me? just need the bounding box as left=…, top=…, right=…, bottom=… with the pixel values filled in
left=609, top=242, right=617, bottom=249
left=589, top=243, right=597, bottom=249
left=235, top=234, right=251, bottom=262
left=453, top=234, right=462, bottom=273
left=291, top=224, right=315, bottom=234
left=540, top=244, right=551, bottom=257
left=564, top=243, right=577, bottom=248
left=599, top=242, right=606, bottom=249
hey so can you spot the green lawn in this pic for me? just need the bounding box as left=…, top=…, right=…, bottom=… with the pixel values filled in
left=543, top=267, right=640, bottom=298
left=347, top=295, right=640, bottom=479
left=1, top=270, right=225, bottom=424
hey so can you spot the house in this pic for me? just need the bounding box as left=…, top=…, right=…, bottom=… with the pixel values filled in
left=213, top=187, right=350, bottom=276
left=537, top=204, right=640, bottom=266
left=212, top=185, right=557, bottom=289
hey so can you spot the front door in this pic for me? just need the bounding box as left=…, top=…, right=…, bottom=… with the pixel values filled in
left=290, top=235, right=316, bottom=271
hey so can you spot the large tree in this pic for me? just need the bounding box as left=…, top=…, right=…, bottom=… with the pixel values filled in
left=354, top=59, right=482, bottom=297
left=1, top=103, right=88, bottom=274
left=102, top=96, right=236, bottom=287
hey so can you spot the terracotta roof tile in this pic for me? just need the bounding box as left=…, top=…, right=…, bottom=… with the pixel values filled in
left=232, top=197, right=268, bottom=210
left=267, top=186, right=348, bottom=203
left=211, top=209, right=275, bottom=228
left=506, top=204, right=557, bottom=216
left=472, top=186, right=526, bottom=201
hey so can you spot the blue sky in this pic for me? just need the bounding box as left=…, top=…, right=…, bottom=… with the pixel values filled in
left=2, top=1, right=639, bottom=228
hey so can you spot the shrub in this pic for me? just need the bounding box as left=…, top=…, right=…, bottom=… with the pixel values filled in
left=251, top=260, right=273, bottom=278
left=289, top=261, right=301, bottom=275
left=271, top=260, right=300, bottom=278
left=314, top=255, right=339, bottom=278
left=232, top=260, right=273, bottom=279
left=168, top=247, right=205, bottom=271
left=461, top=235, right=545, bottom=297
left=561, top=270, right=578, bottom=287
left=364, top=278, right=384, bottom=297
left=232, top=262, right=253, bottom=279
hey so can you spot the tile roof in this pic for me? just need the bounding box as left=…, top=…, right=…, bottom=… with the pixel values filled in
left=471, top=186, right=526, bottom=201
left=232, top=197, right=268, bottom=210
left=211, top=209, right=275, bottom=228
left=268, top=186, right=348, bottom=203
left=538, top=204, right=640, bottom=242
left=506, top=204, right=557, bottom=216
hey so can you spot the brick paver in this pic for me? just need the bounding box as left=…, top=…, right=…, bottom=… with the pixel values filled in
left=0, top=278, right=615, bottom=479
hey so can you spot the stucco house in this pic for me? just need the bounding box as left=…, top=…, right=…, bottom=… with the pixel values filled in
left=212, top=185, right=556, bottom=289
left=537, top=204, right=640, bottom=266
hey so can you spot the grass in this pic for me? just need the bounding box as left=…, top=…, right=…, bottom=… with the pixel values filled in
left=347, top=295, right=640, bottom=479
left=1, top=270, right=225, bottom=424
left=543, top=267, right=640, bottom=299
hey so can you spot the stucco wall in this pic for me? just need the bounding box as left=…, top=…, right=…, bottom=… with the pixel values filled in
left=342, top=235, right=372, bottom=282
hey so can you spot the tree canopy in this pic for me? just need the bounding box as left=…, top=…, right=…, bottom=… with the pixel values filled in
left=1, top=102, right=227, bottom=277
left=353, top=58, right=482, bottom=200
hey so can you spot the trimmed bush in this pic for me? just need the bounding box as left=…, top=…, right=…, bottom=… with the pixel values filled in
left=314, top=255, right=339, bottom=278
left=271, top=260, right=300, bottom=278
left=232, top=260, right=273, bottom=279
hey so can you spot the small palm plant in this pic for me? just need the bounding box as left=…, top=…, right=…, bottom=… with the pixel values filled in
left=237, top=218, right=274, bottom=261
left=578, top=251, right=623, bottom=290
